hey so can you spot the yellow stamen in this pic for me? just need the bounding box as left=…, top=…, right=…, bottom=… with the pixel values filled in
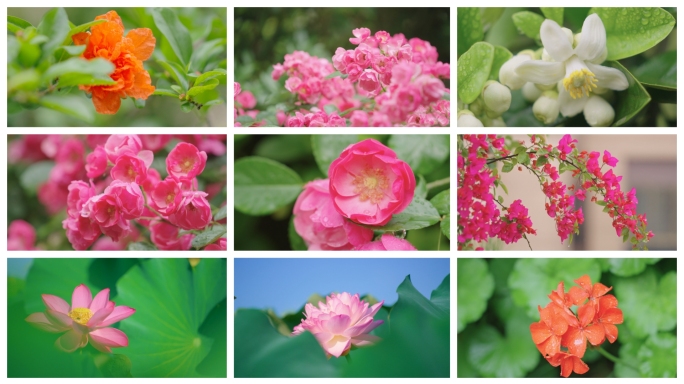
left=68, top=307, right=93, bottom=325
left=352, top=166, right=389, bottom=204
left=563, top=69, right=598, bottom=99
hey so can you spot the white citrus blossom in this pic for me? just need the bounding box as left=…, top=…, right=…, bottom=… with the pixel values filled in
left=583, top=95, right=615, bottom=126
left=515, top=14, right=628, bottom=117
left=482, top=80, right=511, bottom=117
left=457, top=110, right=484, bottom=127
left=533, top=90, right=560, bottom=124
left=498, top=50, right=535, bottom=90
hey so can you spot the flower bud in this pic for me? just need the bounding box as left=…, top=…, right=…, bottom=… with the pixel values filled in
left=482, top=80, right=511, bottom=117
left=535, top=82, right=556, bottom=91
left=499, top=51, right=534, bottom=90
left=583, top=95, right=615, bottom=127
left=480, top=116, right=507, bottom=127
left=533, top=90, right=560, bottom=124
left=522, top=82, right=543, bottom=102
left=457, top=110, right=484, bottom=127
left=468, top=97, right=484, bottom=116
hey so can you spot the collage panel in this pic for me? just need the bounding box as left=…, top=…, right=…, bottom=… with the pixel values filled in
left=8, top=7, right=227, bottom=127
left=7, top=257, right=228, bottom=377
left=234, top=134, right=450, bottom=251
left=234, top=257, right=450, bottom=377
left=457, top=257, right=676, bottom=378
left=457, top=134, right=675, bottom=250
left=456, top=7, right=676, bottom=126
left=234, top=7, right=450, bottom=127
left=7, top=134, right=227, bottom=251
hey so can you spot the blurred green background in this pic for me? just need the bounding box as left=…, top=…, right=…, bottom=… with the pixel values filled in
left=7, top=7, right=227, bottom=126
left=458, top=258, right=676, bottom=378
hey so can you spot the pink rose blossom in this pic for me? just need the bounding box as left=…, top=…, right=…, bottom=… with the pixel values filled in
left=105, top=181, right=144, bottom=220
left=104, top=135, right=142, bottom=163
left=271, top=64, right=285, bottom=80
left=140, top=135, right=172, bottom=152
left=26, top=284, right=135, bottom=353
left=85, top=145, right=108, bottom=179
left=63, top=215, right=101, bottom=250
left=168, top=191, right=212, bottom=230
left=110, top=154, right=149, bottom=184
left=149, top=221, right=193, bottom=250
left=150, top=178, right=183, bottom=215
left=236, top=90, right=257, bottom=109
left=67, top=180, right=96, bottom=218
left=354, top=233, right=417, bottom=250
left=349, top=28, right=371, bottom=45
left=204, top=238, right=227, bottom=251
left=329, top=139, right=416, bottom=226
left=292, top=292, right=384, bottom=358
left=234, top=82, right=242, bottom=98
left=82, top=194, right=120, bottom=228
left=166, top=143, right=207, bottom=181
left=358, top=70, right=381, bottom=96
left=293, top=179, right=373, bottom=250
left=350, top=110, right=369, bottom=127
left=8, top=220, right=37, bottom=250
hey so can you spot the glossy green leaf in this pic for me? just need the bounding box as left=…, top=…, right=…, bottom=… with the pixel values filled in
left=415, top=175, right=427, bottom=199
left=632, top=50, right=676, bottom=90
left=213, top=205, right=227, bottom=221
left=608, top=258, right=660, bottom=277
left=512, top=11, right=545, bottom=41
left=590, top=7, right=676, bottom=60
left=234, top=157, right=303, bottom=216
left=189, top=38, right=226, bottom=72
left=636, top=332, right=677, bottom=378
left=430, top=189, right=450, bottom=216
left=158, top=60, right=189, bottom=91
left=458, top=42, right=494, bottom=104
left=187, top=78, right=219, bottom=98
left=153, top=88, right=179, bottom=97
left=40, top=95, right=95, bottom=123
left=24, top=258, right=92, bottom=314
left=372, top=195, right=440, bottom=231
left=458, top=8, right=483, bottom=57
left=489, top=45, right=513, bottom=81
left=508, top=258, right=601, bottom=318
left=194, top=69, right=227, bottom=87
left=42, top=57, right=115, bottom=87
left=613, top=268, right=676, bottom=338
left=540, top=7, right=564, bottom=24
left=254, top=135, right=312, bottom=163
left=37, top=7, right=70, bottom=60
left=62, top=19, right=107, bottom=45
left=151, top=8, right=193, bottom=67
left=441, top=214, right=450, bottom=240
left=388, top=135, right=449, bottom=175
left=606, top=61, right=651, bottom=127
left=311, top=135, right=358, bottom=176
left=191, top=224, right=226, bottom=250
left=481, top=8, right=505, bottom=33
left=458, top=259, right=494, bottom=332
left=118, top=258, right=226, bottom=377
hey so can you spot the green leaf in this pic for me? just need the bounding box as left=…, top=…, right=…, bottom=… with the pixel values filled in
left=458, top=42, right=494, bottom=103
left=118, top=258, right=226, bottom=377
left=98, top=354, right=132, bottom=378
left=187, top=78, right=219, bottom=98
left=24, top=258, right=92, bottom=314
left=440, top=214, right=450, bottom=240
left=40, top=95, right=95, bottom=123
left=158, top=60, right=189, bottom=91
left=540, top=7, right=564, bottom=24
left=151, top=8, right=193, bottom=67
left=191, top=224, right=226, bottom=249
left=42, top=57, right=116, bottom=87
left=508, top=258, right=601, bottom=318
left=517, top=152, right=530, bottom=165
left=153, top=88, right=179, bottom=97
left=636, top=332, right=677, bottom=378
left=615, top=340, right=642, bottom=378
left=194, top=69, right=227, bottom=87
left=388, top=134, right=449, bottom=175
left=606, top=61, right=651, bottom=127
left=501, top=162, right=514, bottom=173
left=235, top=309, right=338, bottom=377
left=489, top=45, right=513, bottom=80
left=457, top=7, right=484, bottom=57
left=62, top=19, right=107, bottom=45
left=631, top=50, right=676, bottom=90
left=458, top=259, right=494, bottom=332
left=590, top=7, right=676, bottom=61
left=613, top=268, right=676, bottom=339
left=512, top=11, right=545, bottom=41
left=213, top=205, right=227, bottom=221
left=56, top=45, right=86, bottom=56
left=481, top=8, right=505, bottom=33
left=372, top=195, right=440, bottom=231
left=311, top=135, right=358, bottom=176
left=37, top=7, right=70, bottom=60
left=430, top=274, right=450, bottom=312
left=254, top=135, right=312, bottom=163
left=8, top=69, right=40, bottom=93
left=234, top=157, right=303, bottom=216
left=189, top=38, right=226, bottom=72
left=288, top=216, right=307, bottom=250
left=609, top=258, right=660, bottom=277
left=430, top=189, right=450, bottom=216
left=8, top=15, right=33, bottom=33
left=415, top=175, right=427, bottom=199
left=127, top=242, right=157, bottom=250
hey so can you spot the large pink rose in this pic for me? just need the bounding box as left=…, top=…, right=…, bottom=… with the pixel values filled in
left=293, top=179, right=373, bottom=250
left=328, top=139, right=415, bottom=226
left=166, top=143, right=207, bottom=181
left=355, top=233, right=417, bottom=250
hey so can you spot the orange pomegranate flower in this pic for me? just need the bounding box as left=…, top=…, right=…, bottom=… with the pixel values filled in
left=72, top=11, right=156, bottom=114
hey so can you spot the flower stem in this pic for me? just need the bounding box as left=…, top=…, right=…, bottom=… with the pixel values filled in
left=596, top=346, right=638, bottom=371
left=426, top=177, right=450, bottom=191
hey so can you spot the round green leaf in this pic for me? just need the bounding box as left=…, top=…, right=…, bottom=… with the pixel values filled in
left=540, top=7, right=564, bottom=25
left=637, top=332, right=677, bottom=378
left=311, top=135, right=358, bottom=176
left=40, top=95, right=95, bottom=123
left=608, top=258, right=660, bottom=277
left=489, top=45, right=513, bottom=81
left=371, top=195, right=440, bottom=231
left=191, top=224, right=226, bottom=250
left=457, top=8, right=484, bottom=57
left=613, top=268, right=676, bottom=339
left=430, top=189, right=449, bottom=215
left=512, top=11, right=545, bottom=41
left=388, top=134, right=449, bottom=175
left=508, top=258, right=601, bottom=319
left=117, top=258, right=226, bottom=377
left=19, top=160, right=53, bottom=194
left=458, top=42, right=495, bottom=104
left=604, top=61, right=651, bottom=127
left=151, top=8, right=193, bottom=67
left=590, top=7, right=676, bottom=61
left=631, top=50, right=676, bottom=90
left=234, top=156, right=303, bottom=216
left=24, top=258, right=92, bottom=314
left=458, top=258, right=494, bottom=332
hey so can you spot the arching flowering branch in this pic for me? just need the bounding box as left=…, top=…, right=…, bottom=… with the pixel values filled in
left=457, top=134, right=653, bottom=250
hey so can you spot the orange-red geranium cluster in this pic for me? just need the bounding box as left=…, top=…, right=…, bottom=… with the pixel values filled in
left=72, top=11, right=155, bottom=114
left=530, top=275, right=623, bottom=378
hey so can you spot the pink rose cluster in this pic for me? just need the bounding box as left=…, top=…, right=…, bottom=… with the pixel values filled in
left=234, top=82, right=268, bottom=127
left=292, top=292, right=384, bottom=358
left=293, top=139, right=417, bottom=250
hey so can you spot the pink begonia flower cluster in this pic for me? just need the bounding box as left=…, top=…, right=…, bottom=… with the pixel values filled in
left=26, top=284, right=135, bottom=353
left=8, top=135, right=227, bottom=251
left=293, top=292, right=384, bottom=358
left=293, top=139, right=417, bottom=250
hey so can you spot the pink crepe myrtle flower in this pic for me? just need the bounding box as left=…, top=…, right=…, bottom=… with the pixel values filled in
left=292, top=292, right=384, bottom=358
left=329, top=139, right=415, bottom=226
left=293, top=179, right=373, bottom=250
left=354, top=233, right=417, bottom=250
left=8, top=220, right=37, bottom=250
left=166, top=143, right=207, bottom=181
left=26, top=284, right=135, bottom=353
left=168, top=191, right=212, bottom=230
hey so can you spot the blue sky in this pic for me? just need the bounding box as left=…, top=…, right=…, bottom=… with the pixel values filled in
left=234, top=258, right=450, bottom=316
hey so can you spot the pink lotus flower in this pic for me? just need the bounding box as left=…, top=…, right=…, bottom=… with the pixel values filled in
left=293, top=292, right=384, bottom=358
left=329, top=139, right=415, bottom=226
left=26, top=284, right=135, bottom=353
left=354, top=233, right=417, bottom=250
left=166, top=143, right=207, bottom=181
